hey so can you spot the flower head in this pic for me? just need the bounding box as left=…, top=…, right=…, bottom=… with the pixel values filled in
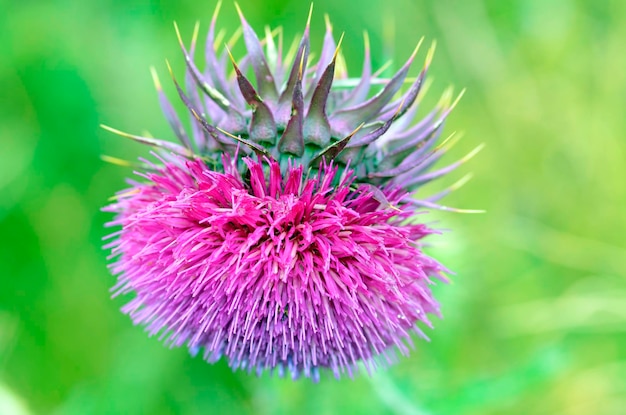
left=103, top=3, right=478, bottom=380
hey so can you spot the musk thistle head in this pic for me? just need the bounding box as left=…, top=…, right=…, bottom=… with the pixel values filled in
left=103, top=3, right=480, bottom=381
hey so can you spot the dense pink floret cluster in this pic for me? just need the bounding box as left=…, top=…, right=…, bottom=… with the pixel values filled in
left=105, top=156, right=446, bottom=379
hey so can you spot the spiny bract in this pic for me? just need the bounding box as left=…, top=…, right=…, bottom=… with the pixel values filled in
left=103, top=3, right=479, bottom=381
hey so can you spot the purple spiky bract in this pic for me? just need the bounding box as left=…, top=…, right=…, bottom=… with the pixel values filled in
left=103, top=3, right=476, bottom=380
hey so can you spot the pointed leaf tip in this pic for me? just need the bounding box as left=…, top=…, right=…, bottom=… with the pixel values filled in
left=410, top=36, right=425, bottom=61
left=425, top=40, right=437, bottom=68
left=333, top=32, right=345, bottom=61
left=234, top=2, right=244, bottom=19
left=212, top=0, right=222, bottom=23
left=235, top=2, right=278, bottom=103
left=298, top=47, right=306, bottom=79
left=150, top=66, right=162, bottom=90
left=173, top=21, right=184, bottom=49
left=276, top=23, right=309, bottom=125
left=330, top=44, right=416, bottom=135
left=450, top=88, right=466, bottom=110
left=303, top=34, right=342, bottom=147
left=410, top=199, right=485, bottom=214
left=165, top=59, right=173, bottom=76
left=324, top=13, right=332, bottom=32
left=224, top=44, right=238, bottom=71
left=451, top=173, right=474, bottom=191
left=224, top=44, right=277, bottom=143
left=227, top=26, right=243, bottom=48
left=216, top=126, right=273, bottom=158
left=278, top=72, right=305, bottom=156
left=461, top=143, right=485, bottom=163
left=175, top=25, right=238, bottom=114
left=309, top=122, right=364, bottom=168
left=100, top=124, right=193, bottom=157
left=152, top=63, right=193, bottom=149
left=306, top=3, right=314, bottom=30
left=191, top=21, right=201, bottom=50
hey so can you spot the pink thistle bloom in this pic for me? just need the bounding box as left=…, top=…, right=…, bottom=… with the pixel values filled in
left=102, top=4, right=479, bottom=380
left=105, top=155, right=446, bottom=380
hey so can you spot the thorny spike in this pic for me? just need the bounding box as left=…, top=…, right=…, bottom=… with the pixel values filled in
left=307, top=3, right=314, bottom=28
left=340, top=31, right=372, bottom=106
left=211, top=0, right=222, bottom=26
left=386, top=112, right=443, bottom=158
left=428, top=89, right=466, bottom=135
left=283, top=33, right=301, bottom=68
left=372, top=60, right=393, bottom=79
left=335, top=49, right=348, bottom=79
left=333, top=33, right=345, bottom=62
left=425, top=173, right=474, bottom=202
left=235, top=2, right=279, bottom=103
left=358, top=183, right=401, bottom=211
left=215, top=126, right=274, bottom=159
left=433, top=130, right=462, bottom=153
left=186, top=106, right=230, bottom=148
left=349, top=98, right=406, bottom=147
left=308, top=123, right=364, bottom=168
left=264, top=26, right=279, bottom=71
left=449, top=88, right=466, bottom=111
left=410, top=37, right=425, bottom=61
left=401, top=143, right=484, bottom=188
left=425, top=40, right=437, bottom=68
left=262, top=26, right=287, bottom=96
left=332, top=75, right=421, bottom=90
left=165, top=60, right=232, bottom=152
left=370, top=130, right=461, bottom=179
left=386, top=87, right=464, bottom=160
left=277, top=26, right=284, bottom=67
left=261, top=26, right=283, bottom=44
left=150, top=66, right=162, bottom=91
left=278, top=57, right=305, bottom=157
left=184, top=26, right=212, bottom=152
left=379, top=38, right=427, bottom=120
left=330, top=39, right=423, bottom=136
left=107, top=188, right=140, bottom=202
left=226, top=27, right=243, bottom=49
left=462, top=142, right=485, bottom=161
left=303, top=33, right=344, bottom=147
left=205, top=1, right=239, bottom=107
left=298, top=47, right=306, bottom=78
left=409, top=199, right=485, bottom=214
left=307, top=14, right=336, bottom=98
left=101, top=155, right=133, bottom=167
left=174, top=22, right=237, bottom=114
left=213, top=29, right=226, bottom=49
left=150, top=67, right=192, bottom=150
left=100, top=124, right=193, bottom=157
left=277, top=10, right=311, bottom=125
left=226, top=45, right=278, bottom=143
left=415, top=77, right=433, bottom=104
left=191, top=21, right=201, bottom=50
left=437, top=86, right=454, bottom=109
left=393, top=131, right=465, bottom=182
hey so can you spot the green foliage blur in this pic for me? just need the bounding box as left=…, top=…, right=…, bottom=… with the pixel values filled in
left=1, top=0, right=624, bottom=413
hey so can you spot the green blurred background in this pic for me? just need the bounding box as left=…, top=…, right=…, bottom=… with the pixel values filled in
left=1, top=0, right=625, bottom=413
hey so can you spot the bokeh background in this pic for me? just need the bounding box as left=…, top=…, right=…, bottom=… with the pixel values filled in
left=1, top=0, right=625, bottom=413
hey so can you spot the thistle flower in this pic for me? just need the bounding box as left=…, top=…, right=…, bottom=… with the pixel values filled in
left=103, top=3, right=479, bottom=380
